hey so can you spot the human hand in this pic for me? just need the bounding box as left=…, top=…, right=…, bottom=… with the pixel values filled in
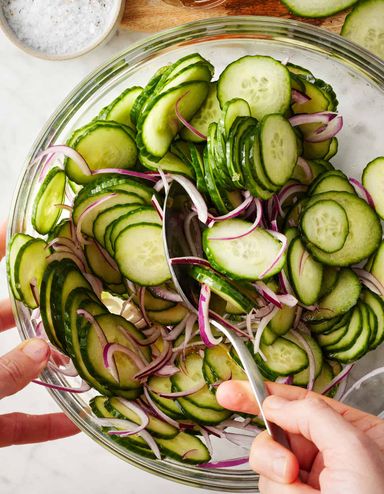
left=0, top=220, right=79, bottom=447
left=217, top=380, right=384, bottom=494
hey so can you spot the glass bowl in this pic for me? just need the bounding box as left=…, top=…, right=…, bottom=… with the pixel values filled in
left=8, top=16, right=384, bottom=492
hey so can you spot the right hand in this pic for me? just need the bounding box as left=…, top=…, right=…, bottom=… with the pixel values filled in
left=217, top=380, right=384, bottom=494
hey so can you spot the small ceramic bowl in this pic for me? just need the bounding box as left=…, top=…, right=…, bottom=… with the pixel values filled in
left=0, top=0, right=126, bottom=61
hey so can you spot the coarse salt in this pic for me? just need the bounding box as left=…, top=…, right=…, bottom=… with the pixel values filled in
left=2, top=0, right=120, bottom=57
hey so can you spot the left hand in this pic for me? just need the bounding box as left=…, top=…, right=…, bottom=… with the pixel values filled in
left=0, top=220, right=79, bottom=447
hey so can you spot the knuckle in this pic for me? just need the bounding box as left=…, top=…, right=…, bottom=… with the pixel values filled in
left=303, top=395, right=327, bottom=411
left=8, top=413, right=25, bottom=445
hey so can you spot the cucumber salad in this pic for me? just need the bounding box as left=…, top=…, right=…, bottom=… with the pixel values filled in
left=7, top=52, right=384, bottom=467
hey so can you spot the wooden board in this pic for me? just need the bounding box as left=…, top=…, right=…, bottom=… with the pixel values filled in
left=121, top=0, right=348, bottom=34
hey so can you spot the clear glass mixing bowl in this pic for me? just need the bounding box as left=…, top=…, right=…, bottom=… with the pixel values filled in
left=8, top=16, right=384, bottom=492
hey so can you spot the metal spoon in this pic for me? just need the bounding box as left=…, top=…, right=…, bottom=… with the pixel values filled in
left=163, top=180, right=290, bottom=448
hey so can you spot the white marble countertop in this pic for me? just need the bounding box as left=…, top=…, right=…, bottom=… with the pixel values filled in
left=0, top=29, right=218, bottom=494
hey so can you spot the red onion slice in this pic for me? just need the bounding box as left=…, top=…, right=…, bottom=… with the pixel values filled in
left=291, top=89, right=311, bottom=105
left=290, top=329, right=315, bottom=391
left=171, top=175, right=208, bottom=224
left=289, top=111, right=338, bottom=127
left=198, top=284, right=222, bottom=347
left=305, top=115, right=343, bottom=143
left=258, top=230, right=287, bottom=279
left=34, top=145, right=91, bottom=178
left=207, top=195, right=253, bottom=226
left=175, top=93, right=207, bottom=141
left=296, top=157, right=313, bottom=182
left=253, top=306, right=279, bottom=359
left=164, top=313, right=189, bottom=341
left=32, top=379, right=91, bottom=393
left=91, top=168, right=159, bottom=182
left=199, top=457, right=249, bottom=468
left=76, top=193, right=117, bottom=245
left=138, top=287, right=152, bottom=327
left=103, top=343, right=145, bottom=380
left=151, top=195, right=164, bottom=221
left=134, top=341, right=172, bottom=380
left=157, top=382, right=205, bottom=399
left=321, top=364, right=353, bottom=396
left=170, top=256, right=211, bottom=268
left=143, top=387, right=180, bottom=428
left=155, top=364, right=179, bottom=377
left=149, top=285, right=183, bottom=303
left=349, top=178, right=375, bottom=208
left=353, top=268, right=384, bottom=297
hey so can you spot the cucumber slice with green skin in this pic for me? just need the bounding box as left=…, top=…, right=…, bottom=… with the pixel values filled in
left=287, top=63, right=315, bottom=82
left=324, top=138, right=339, bottom=161
left=147, top=376, right=186, bottom=420
left=99, top=86, right=143, bottom=129
left=7, top=233, right=33, bottom=301
left=189, top=144, right=208, bottom=194
left=362, top=289, right=384, bottom=349
left=305, top=268, right=361, bottom=322
left=259, top=114, right=298, bottom=187
left=287, top=237, right=323, bottom=306
left=218, top=55, right=291, bottom=121
left=181, top=82, right=221, bottom=142
left=73, top=190, right=145, bottom=238
left=14, top=238, right=48, bottom=309
left=132, top=288, right=175, bottom=312
left=32, top=167, right=66, bottom=235
left=48, top=219, right=72, bottom=242
left=114, top=223, right=170, bottom=286
left=362, top=157, right=384, bottom=219
left=309, top=171, right=355, bottom=196
left=50, top=260, right=91, bottom=351
left=370, top=240, right=384, bottom=286
left=303, top=138, right=337, bottom=161
left=292, top=78, right=331, bottom=116
left=301, top=200, right=349, bottom=253
left=318, top=266, right=340, bottom=298
left=40, top=261, right=64, bottom=349
left=281, top=0, right=358, bottom=18
left=176, top=396, right=231, bottom=425
left=366, top=303, right=378, bottom=346
left=93, top=204, right=141, bottom=247
left=313, top=362, right=334, bottom=393
left=304, top=191, right=382, bottom=266
left=140, top=151, right=195, bottom=179
left=108, top=206, right=162, bottom=255
left=219, top=98, right=251, bottom=137
left=190, top=266, right=255, bottom=313
left=84, top=240, right=122, bottom=285
left=323, top=305, right=362, bottom=353
left=252, top=126, right=279, bottom=192
left=227, top=117, right=257, bottom=188
left=139, top=81, right=210, bottom=158
left=259, top=337, right=309, bottom=376
left=286, top=331, right=323, bottom=385
left=147, top=304, right=189, bottom=325
left=64, top=289, right=110, bottom=395
left=130, top=66, right=168, bottom=125
left=79, top=313, right=146, bottom=390
left=203, top=145, right=228, bottom=215
left=341, top=0, right=384, bottom=59
left=309, top=315, right=343, bottom=335
left=207, top=123, right=233, bottom=190
left=172, top=353, right=225, bottom=411
left=329, top=304, right=371, bottom=363
left=156, top=432, right=211, bottom=465
left=65, top=121, right=138, bottom=184
left=203, top=219, right=286, bottom=281
left=317, top=322, right=349, bottom=348
left=106, top=396, right=178, bottom=439
left=203, top=344, right=246, bottom=383
left=262, top=326, right=279, bottom=345
left=74, top=174, right=153, bottom=206
left=269, top=305, right=296, bottom=336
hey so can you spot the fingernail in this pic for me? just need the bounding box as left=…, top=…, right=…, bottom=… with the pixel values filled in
left=265, top=396, right=287, bottom=410
left=272, top=456, right=288, bottom=478
left=21, top=338, right=49, bottom=363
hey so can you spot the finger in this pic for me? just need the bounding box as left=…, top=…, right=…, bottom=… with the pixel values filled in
left=249, top=430, right=299, bottom=483
left=0, top=412, right=79, bottom=447
left=263, top=394, right=364, bottom=455
left=0, top=338, right=50, bottom=399
left=0, top=299, right=15, bottom=332
left=259, top=475, right=319, bottom=494
left=0, top=220, right=6, bottom=259
left=216, top=380, right=260, bottom=415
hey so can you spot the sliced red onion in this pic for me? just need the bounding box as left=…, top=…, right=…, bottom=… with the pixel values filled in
left=157, top=382, right=205, bottom=399
left=139, top=430, right=162, bottom=459
left=164, top=313, right=189, bottom=341
left=199, top=457, right=249, bottom=468
left=91, top=168, right=159, bottom=182
left=148, top=285, right=182, bottom=303
left=275, top=376, right=293, bottom=385
left=117, top=398, right=150, bottom=430
left=291, top=89, right=311, bottom=105
left=76, top=193, right=117, bottom=245
left=171, top=175, right=208, bottom=224
left=321, top=364, right=353, bottom=396
left=184, top=211, right=199, bottom=257
left=143, top=387, right=180, bottom=428
left=158, top=167, right=170, bottom=195
left=207, top=195, right=253, bottom=226
left=48, top=236, right=78, bottom=252
left=258, top=230, right=287, bottom=279
left=289, top=111, right=338, bottom=127
left=340, top=367, right=384, bottom=403
left=333, top=378, right=349, bottom=401
left=34, top=145, right=90, bottom=178
left=65, top=186, right=76, bottom=204
left=183, top=314, right=197, bottom=351
left=83, top=273, right=103, bottom=298
left=103, top=343, right=145, bottom=381
left=173, top=340, right=205, bottom=353
left=255, top=282, right=282, bottom=309
left=38, top=152, right=56, bottom=182
left=290, top=329, right=315, bottom=391
left=296, top=157, right=313, bottom=182
left=48, top=360, right=79, bottom=378
left=54, top=203, right=73, bottom=212
left=253, top=306, right=279, bottom=359
left=138, top=287, right=152, bottom=327
left=299, top=249, right=310, bottom=276
left=305, top=116, right=343, bottom=143
left=77, top=309, right=109, bottom=351
left=93, top=241, right=120, bottom=272
left=118, top=324, right=159, bottom=348
left=175, top=93, right=207, bottom=140
left=170, top=256, right=211, bottom=268
left=200, top=428, right=213, bottom=456
left=278, top=183, right=308, bottom=210
left=279, top=270, right=294, bottom=295
left=134, top=341, right=172, bottom=380
left=348, top=178, right=375, bottom=208
left=293, top=306, right=303, bottom=329
left=155, top=364, right=180, bottom=377
left=223, top=432, right=256, bottom=449
left=198, top=284, right=222, bottom=347
left=151, top=195, right=164, bottom=221
left=29, top=278, right=40, bottom=306
left=209, top=311, right=251, bottom=339
left=245, top=310, right=254, bottom=340
left=32, top=379, right=91, bottom=393
left=353, top=268, right=384, bottom=297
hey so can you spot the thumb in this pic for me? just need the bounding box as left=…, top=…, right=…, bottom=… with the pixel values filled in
left=263, top=394, right=364, bottom=456
left=0, top=338, right=50, bottom=399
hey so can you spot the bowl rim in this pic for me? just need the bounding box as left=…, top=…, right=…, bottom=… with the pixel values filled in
left=7, top=15, right=384, bottom=492
left=0, top=0, right=126, bottom=61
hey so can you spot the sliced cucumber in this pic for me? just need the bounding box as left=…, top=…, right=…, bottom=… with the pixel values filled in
left=156, top=432, right=211, bottom=465
left=219, top=98, right=251, bottom=137
left=301, top=200, right=349, bottom=253
left=84, top=241, right=122, bottom=285
left=32, top=167, right=66, bottom=234
left=309, top=171, right=355, bottom=196
left=218, top=56, right=291, bottom=120
left=259, top=336, right=309, bottom=376
left=147, top=376, right=185, bottom=420
left=93, top=204, right=141, bottom=247
left=269, top=305, right=296, bottom=336
left=362, top=157, right=384, bottom=219
left=99, top=86, right=142, bottom=129
left=203, top=219, right=286, bottom=281
left=362, top=289, right=384, bottom=349
left=323, top=305, right=362, bottom=352
left=286, top=331, right=323, bottom=385
left=147, top=304, right=189, bottom=325
left=7, top=233, right=33, bottom=301
left=282, top=0, right=358, bottom=18
left=317, top=322, right=349, bottom=348
left=342, top=0, right=384, bottom=59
